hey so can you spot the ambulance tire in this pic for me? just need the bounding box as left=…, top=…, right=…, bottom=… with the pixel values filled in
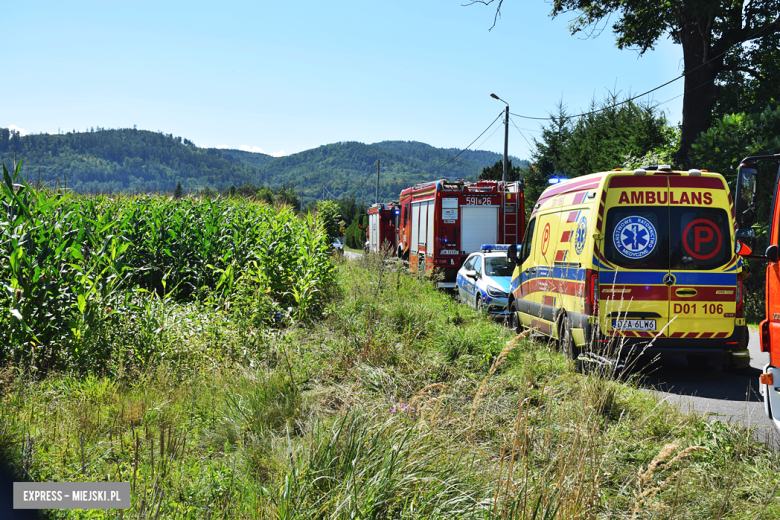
left=558, top=315, right=579, bottom=361
left=509, top=300, right=523, bottom=334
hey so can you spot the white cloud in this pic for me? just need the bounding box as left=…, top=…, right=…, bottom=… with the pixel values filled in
left=8, top=124, right=28, bottom=136
left=238, top=144, right=285, bottom=157
left=215, top=145, right=230, bottom=149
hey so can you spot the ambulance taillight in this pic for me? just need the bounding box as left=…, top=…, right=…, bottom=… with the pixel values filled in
left=736, top=273, right=744, bottom=318
left=585, top=269, right=599, bottom=316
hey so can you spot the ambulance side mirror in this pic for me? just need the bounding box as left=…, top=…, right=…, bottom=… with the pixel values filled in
left=506, top=244, right=518, bottom=264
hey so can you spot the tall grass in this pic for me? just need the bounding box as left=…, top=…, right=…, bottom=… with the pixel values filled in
left=0, top=161, right=335, bottom=374
left=2, top=177, right=780, bottom=518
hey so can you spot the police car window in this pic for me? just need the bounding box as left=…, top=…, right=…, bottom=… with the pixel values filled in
left=463, top=255, right=476, bottom=271
left=474, top=256, right=483, bottom=276
left=669, top=207, right=730, bottom=270
left=520, top=218, right=536, bottom=264
left=604, top=207, right=670, bottom=270
left=486, top=257, right=514, bottom=277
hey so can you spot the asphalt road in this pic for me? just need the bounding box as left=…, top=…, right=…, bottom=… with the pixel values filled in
left=632, top=331, right=779, bottom=446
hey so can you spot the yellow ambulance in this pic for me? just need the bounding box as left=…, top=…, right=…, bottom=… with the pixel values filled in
left=506, top=166, right=747, bottom=368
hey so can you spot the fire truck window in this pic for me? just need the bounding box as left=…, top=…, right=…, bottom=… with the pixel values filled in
left=519, top=218, right=536, bottom=264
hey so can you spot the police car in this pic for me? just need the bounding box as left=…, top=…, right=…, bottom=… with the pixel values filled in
left=456, top=245, right=515, bottom=315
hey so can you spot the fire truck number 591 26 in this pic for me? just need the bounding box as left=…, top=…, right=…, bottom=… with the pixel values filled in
left=465, top=197, right=493, bottom=205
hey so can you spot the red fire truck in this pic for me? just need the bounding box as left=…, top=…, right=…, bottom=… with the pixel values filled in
left=366, top=202, right=400, bottom=254
left=396, top=178, right=524, bottom=288
left=735, top=153, right=780, bottom=432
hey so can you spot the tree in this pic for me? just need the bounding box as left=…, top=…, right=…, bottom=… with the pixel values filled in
left=478, top=159, right=523, bottom=181
left=316, top=200, right=341, bottom=240
left=476, top=0, right=780, bottom=165
left=715, top=30, right=780, bottom=118
left=173, top=181, right=184, bottom=199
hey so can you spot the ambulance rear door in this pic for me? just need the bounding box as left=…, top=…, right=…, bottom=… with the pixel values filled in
left=601, top=176, right=671, bottom=342
left=667, top=176, right=736, bottom=340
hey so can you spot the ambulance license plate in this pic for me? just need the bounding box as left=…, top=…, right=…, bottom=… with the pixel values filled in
left=612, top=319, right=656, bottom=331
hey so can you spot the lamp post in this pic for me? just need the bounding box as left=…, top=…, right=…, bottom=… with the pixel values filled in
left=490, top=93, right=509, bottom=183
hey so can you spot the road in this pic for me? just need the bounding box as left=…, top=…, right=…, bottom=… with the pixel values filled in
left=634, top=331, right=779, bottom=445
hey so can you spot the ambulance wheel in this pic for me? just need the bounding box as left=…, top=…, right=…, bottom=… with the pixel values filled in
left=510, top=300, right=523, bottom=334
left=558, top=315, right=579, bottom=360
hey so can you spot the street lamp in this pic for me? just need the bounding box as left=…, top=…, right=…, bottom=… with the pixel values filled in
left=490, top=93, right=509, bottom=183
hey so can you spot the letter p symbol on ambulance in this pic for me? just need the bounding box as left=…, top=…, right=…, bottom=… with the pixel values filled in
left=683, top=218, right=722, bottom=261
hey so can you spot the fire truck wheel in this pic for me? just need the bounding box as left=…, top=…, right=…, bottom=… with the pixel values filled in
left=558, top=315, right=578, bottom=360
left=509, top=300, right=523, bottom=334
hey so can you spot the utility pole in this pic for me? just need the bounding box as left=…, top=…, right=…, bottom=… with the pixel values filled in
left=491, top=93, right=510, bottom=182
left=376, top=159, right=380, bottom=204
left=502, top=105, right=509, bottom=183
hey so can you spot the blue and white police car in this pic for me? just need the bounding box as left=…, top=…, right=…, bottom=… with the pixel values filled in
left=456, top=245, right=514, bottom=315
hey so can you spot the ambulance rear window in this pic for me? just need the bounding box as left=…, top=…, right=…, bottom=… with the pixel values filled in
left=669, top=207, right=730, bottom=270
left=604, top=207, right=670, bottom=270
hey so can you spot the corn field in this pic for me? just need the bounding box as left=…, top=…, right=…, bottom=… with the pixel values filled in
left=0, top=162, right=335, bottom=374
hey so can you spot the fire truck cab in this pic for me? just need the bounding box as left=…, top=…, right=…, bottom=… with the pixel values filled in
left=397, top=178, right=524, bottom=288
left=366, top=202, right=400, bottom=254
left=735, top=154, right=780, bottom=432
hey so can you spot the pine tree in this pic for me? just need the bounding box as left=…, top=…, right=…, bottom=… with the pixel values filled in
left=173, top=181, right=184, bottom=199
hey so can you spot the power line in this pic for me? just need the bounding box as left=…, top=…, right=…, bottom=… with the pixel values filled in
left=426, top=111, right=504, bottom=175
left=509, top=16, right=780, bottom=122
left=508, top=116, right=534, bottom=151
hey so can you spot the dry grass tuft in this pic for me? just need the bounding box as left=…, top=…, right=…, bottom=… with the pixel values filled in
left=469, top=330, right=531, bottom=427
left=631, top=443, right=711, bottom=519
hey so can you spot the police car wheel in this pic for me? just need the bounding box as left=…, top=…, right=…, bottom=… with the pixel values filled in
left=475, top=295, right=483, bottom=312
left=510, top=300, right=523, bottom=334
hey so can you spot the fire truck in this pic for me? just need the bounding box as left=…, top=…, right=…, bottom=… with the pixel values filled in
left=396, top=178, right=524, bottom=288
left=366, top=202, right=400, bottom=254
left=734, top=153, right=780, bottom=432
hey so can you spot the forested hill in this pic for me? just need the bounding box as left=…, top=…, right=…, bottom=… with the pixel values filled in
left=0, top=128, right=526, bottom=202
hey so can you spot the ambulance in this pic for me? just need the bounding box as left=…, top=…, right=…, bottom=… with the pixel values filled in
left=506, top=166, right=748, bottom=368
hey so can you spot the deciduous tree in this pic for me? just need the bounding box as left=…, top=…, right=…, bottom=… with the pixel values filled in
left=473, top=0, right=780, bottom=165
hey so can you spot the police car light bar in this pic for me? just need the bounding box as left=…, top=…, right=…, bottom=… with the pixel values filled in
left=481, top=244, right=510, bottom=252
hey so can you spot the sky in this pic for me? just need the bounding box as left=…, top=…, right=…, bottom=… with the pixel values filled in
left=4, top=0, right=685, bottom=161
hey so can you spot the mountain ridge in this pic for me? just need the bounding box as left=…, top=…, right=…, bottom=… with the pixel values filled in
left=0, top=128, right=528, bottom=203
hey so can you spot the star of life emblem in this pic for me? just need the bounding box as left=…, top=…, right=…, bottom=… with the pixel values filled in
left=613, top=216, right=657, bottom=259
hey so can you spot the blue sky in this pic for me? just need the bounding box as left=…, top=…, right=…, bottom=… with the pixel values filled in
left=5, top=0, right=684, bottom=161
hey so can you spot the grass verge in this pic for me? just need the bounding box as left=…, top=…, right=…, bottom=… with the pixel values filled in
left=1, top=253, right=779, bottom=518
